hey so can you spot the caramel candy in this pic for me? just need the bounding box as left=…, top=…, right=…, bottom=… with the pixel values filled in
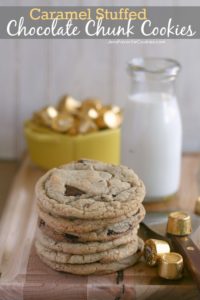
left=51, top=114, right=74, bottom=133
left=67, top=118, right=80, bottom=136
left=57, top=95, right=81, bottom=113
left=167, top=211, right=192, bottom=236
left=36, top=106, right=58, bottom=127
left=87, top=108, right=99, bottom=119
left=31, top=94, right=123, bottom=136
left=144, top=239, right=170, bottom=266
left=96, top=109, right=122, bottom=129
left=104, top=110, right=122, bottom=129
left=158, top=252, right=183, bottom=280
left=80, top=98, right=102, bottom=120
left=81, top=98, right=102, bottom=111
left=112, top=106, right=121, bottom=113
left=68, top=126, right=79, bottom=136
left=78, top=118, right=98, bottom=134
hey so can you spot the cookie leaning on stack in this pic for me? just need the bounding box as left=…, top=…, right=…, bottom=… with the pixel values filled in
left=35, top=159, right=146, bottom=275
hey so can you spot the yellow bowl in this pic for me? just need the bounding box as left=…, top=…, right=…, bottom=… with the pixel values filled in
left=24, top=121, right=120, bottom=169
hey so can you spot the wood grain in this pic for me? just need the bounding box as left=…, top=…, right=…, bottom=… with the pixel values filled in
left=0, top=154, right=200, bottom=299
left=0, top=160, right=18, bottom=217
left=170, top=235, right=200, bottom=292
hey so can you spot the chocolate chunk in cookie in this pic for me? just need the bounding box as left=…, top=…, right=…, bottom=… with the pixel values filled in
left=64, top=233, right=79, bottom=243
left=64, top=185, right=86, bottom=196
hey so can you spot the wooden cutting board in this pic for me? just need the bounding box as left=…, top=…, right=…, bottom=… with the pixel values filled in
left=0, top=155, right=200, bottom=300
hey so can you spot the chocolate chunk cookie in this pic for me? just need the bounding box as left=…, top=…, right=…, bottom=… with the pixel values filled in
left=37, top=228, right=138, bottom=254
left=37, top=203, right=145, bottom=236
left=36, top=237, right=143, bottom=264
left=36, top=160, right=145, bottom=220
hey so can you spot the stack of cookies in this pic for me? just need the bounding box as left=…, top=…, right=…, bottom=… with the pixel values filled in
left=35, top=159, right=145, bottom=275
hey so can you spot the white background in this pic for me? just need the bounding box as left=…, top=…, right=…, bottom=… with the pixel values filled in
left=0, top=0, right=200, bottom=159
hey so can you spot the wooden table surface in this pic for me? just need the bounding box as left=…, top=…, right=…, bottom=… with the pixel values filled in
left=0, top=160, right=19, bottom=217
left=0, top=154, right=200, bottom=300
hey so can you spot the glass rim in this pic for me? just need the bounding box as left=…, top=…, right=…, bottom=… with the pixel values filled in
left=128, top=57, right=181, bottom=76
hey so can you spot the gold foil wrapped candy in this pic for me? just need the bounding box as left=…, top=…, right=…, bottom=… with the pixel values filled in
left=81, top=98, right=102, bottom=111
left=96, top=106, right=123, bottom=129
left=167, top=211, right=192, bottom=236
left=31, top=95, right=123, bottom=135
left=88, top=108, right=99, bottom=119
left=51, top=114, right=74, bottom=133
left=78, top=118, right=98, bottom=134
left=195, top=197, right=200, bottom=215
left=80, top=98, right=102, bottom=120
left=158, top=252, right=184, bottom=280
left=57, top=95, right=81, bottom=113
left=144, top=239, right=170, bottom=266
left=34, top=106, right=58, bottom=127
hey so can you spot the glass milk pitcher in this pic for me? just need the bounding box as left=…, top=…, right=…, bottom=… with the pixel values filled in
left=122, top=58, right=182, bottom=202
